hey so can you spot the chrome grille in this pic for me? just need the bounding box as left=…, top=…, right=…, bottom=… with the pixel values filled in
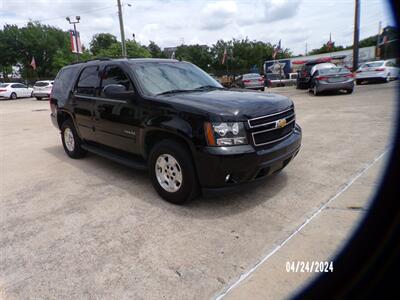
left=248, top=107, right=296, bottom=147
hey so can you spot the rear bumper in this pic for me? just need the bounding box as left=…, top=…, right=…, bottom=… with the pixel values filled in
left=33, top=92, right=51, bottom=97
left=50, top=112, right=58, bottom=129
left=316, top=81, right=354, bottom=92
left=356, top=72, right=386, bottom=80
left=195, top=124, right=302, bottom=193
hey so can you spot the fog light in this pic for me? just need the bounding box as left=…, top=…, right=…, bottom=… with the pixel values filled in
left=225, top=174, right=231, bottom=182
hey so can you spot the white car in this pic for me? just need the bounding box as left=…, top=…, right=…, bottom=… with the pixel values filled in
left=356, top=60, right=399, bottom=84
left=0, top=83, right=33, bottom=100
left=32, top=80, right=54, bottom=100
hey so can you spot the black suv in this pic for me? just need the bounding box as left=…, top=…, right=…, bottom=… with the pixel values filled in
left=50, top=58, right=302, bottom=203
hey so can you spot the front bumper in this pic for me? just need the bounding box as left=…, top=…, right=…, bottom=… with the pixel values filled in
left=195, top=124, right=302, bottom=194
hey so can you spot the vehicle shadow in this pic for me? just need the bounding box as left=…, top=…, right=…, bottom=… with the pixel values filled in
left=44, top=145, right=289, bottom=219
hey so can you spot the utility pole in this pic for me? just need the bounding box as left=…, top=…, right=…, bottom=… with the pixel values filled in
left=352, top=0, right=360, bottom=72
left=66, top=16, right=81, bottom=61
left=305, top=42, right=307, bottom=56
left=376, top=21, right=382, bottom=59
left=117, top=0, right=127, bottom=57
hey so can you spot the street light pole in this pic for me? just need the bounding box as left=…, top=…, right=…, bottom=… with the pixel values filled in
left=352, top=0, right=360, bottom=72
left=66, top=16, right=81, bottom=61
left=117, top=0, right=127, bottom=57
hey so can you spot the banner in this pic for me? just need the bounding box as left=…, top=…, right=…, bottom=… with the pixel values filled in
left=69, top=30, right=82, bottom=54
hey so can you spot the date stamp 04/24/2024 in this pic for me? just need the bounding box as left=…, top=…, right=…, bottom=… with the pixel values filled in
left=286, top=261, right=334, bottom=273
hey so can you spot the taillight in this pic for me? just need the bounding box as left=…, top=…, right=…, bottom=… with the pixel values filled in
left=375, top=68, right=385, bottom=71
left=356, top=70, right=362, bottom=73
left=316, top=76, right=328, bottom=81
left=242, top=80, right=251, bottom=83
left=258, top=78, right=264, bottom=82
left=0, top=89, right=6, bottom=92
left=344, top=73, right=354, bottom=78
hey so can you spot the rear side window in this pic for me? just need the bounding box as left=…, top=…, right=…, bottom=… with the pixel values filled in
left=76, top=66, right=99, bottom=95
left=100, top=65, right=133, bottom=97
left=52, top=66, right=80, bottom=106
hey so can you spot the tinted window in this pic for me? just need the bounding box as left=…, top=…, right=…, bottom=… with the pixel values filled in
left=243, top=73, right=260, bottom=79
left=319, top=67, right=350, bottom=75
left=34, top=81, right=49, bottom=87
left=53, top=67, right=79, bottom=97
left=100, top=66, right=133, bottom=97
left=362, top=62, right=384, bottom=68
left=76, top=66, right=99, bottom=95
left=11, top=84, right=19, bottom=88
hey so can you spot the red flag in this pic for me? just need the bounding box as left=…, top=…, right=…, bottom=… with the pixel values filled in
left=30, top=56, right=37, bottom=70
left=221, top=47, right=228, bottom=65
left=69, top=30, right=82, bottom=54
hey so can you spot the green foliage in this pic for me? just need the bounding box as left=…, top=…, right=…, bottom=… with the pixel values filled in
left=90, top=33, right=117, bottom=55
left=175, top=44, right=212, bottom=70
left=308, top=43, right=344, bottom=55
left=94, top=40, right=151, bottom=58
left=147, top=41, right=167, bottom=58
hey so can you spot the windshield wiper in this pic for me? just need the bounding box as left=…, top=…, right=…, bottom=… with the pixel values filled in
left=157, top=89, right=193, bottom=95
left=193, top=85, right=224, bottom=90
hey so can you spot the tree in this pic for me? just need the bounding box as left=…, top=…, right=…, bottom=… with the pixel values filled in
left=0, top=25, right=21, bottom=81
left=175, top=44, right=212, bottom=71
left=147, top=41, right=166, bottom=58
left=308, top=43, right=344, bottom=55
left=89, top=33, right=117, bottom=55
left=94, top=40, right=151, bottom=58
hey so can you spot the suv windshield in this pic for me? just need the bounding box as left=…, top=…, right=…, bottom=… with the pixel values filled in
left=131, top=61, right=222, bottom=96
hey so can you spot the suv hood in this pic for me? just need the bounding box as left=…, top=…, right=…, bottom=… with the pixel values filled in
left=156, top=89, right=293, bottom=121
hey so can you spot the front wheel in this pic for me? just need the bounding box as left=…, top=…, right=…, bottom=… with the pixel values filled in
left=36, top=97, right=42, bottom=100
left=10, top=92, right=17, bottom=100
left=61, top=119, right=87, bottom=159
left=149, top=140, right=199, bottom=204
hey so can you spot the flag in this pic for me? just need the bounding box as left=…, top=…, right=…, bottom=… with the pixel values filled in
left=272, top=40, right=282, bottom=59
left=69, top=30, right=82, bottom=54
left=171, top=51, right=175, bottom=59
left=221, top=47, right=228, bottom=65
left=30, top=56, right=37, bottom=70
left=326, top=33, right=334, bottom=51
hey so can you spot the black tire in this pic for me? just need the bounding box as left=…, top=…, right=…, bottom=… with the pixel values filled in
left=347, top=89, right=354, bottom=94
left=149, top=139, right=199, bottom=204
left=61, top=119, right=87, bottom=159
left=36, top=97, right=42, bottom=100
left=356, top=79, right=362, bottom=85
left=10, top=92, right=17, bottom=100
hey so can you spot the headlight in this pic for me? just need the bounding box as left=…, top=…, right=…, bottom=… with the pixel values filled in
left=204, top=122, right=248, bottom=146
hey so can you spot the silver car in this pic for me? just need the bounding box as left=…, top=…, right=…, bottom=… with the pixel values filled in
left=309, top=67, right=354, bottom=95
left=356, top=60, right=399, bottom=84
left=237, top=73, right=264, bottom=90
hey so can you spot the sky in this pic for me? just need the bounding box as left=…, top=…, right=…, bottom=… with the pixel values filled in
left=0, top=0, right=396, bottom=55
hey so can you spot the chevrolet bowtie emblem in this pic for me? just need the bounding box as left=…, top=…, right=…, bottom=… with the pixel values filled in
left=276, top=118, right=287, bottom=128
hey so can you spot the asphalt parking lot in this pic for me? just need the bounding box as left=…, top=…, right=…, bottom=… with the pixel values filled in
left=0, top=82, right=397, bottom=299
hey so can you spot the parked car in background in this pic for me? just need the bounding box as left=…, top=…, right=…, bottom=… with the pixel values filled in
left=309, top=67, right=354, bottom=95
left=0, top=83, right=33, bottom=99
left=235, top=73, right=264, bottom=90
left=355, top=60, right=399, bottom=84
left=33, top=80, right=54, bottom=100
left=265, top=72, right=298, bottom=88
left=296, top=59, right=336, bottom=89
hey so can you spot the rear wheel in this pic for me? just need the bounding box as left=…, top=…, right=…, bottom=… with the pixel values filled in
left=356, top=79, right=362, bottom=85
left=10, top=92, right=17, bottom=100
left=36, top=97, right=42, bottom=100
left=312, top=85, right=319, bottom=96
left=61, top=119, right=87, bottom=159
left=346, top=89, right=354, bottom=94
left=385, top=74, right=390, bottom=83
left=149, top=140, right=199, bottom=204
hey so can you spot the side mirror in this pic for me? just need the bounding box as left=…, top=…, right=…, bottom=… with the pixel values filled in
left=103, top=84, right=135, bottom=100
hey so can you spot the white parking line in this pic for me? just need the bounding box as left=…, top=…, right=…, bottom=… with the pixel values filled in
left=215, top=149, right=389, bottom=300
